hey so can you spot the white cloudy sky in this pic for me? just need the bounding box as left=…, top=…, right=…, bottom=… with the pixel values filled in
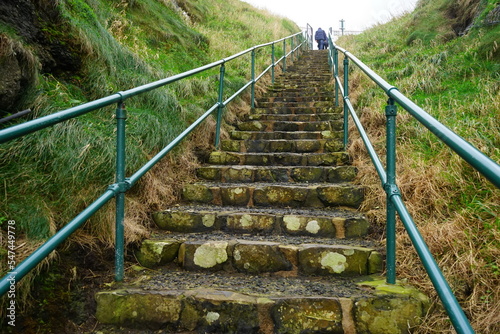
left=241, top=0, right=419, bottom=32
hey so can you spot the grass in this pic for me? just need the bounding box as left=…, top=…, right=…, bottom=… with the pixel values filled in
left=0, top=0, right=299, bottom=319
left=337, top=0, right=499, bottom=332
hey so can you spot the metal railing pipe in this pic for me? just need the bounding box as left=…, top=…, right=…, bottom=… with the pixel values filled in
left=389, top=90, right=500, bottom=188
left=114, top=101, right=127, bottom=281
left=0, top=189, right=116, bottom=296
left=215, top=63, right=226, bottom=149
left=334, top=42, right=500, bottom=188
left=335, top=76, right=387, bottom=184
left=0, top=94, right=122, bottom=144
left=283, top=39, right=287, bottom=72
left=224, top=81, right=253, bottom=106
left=127, top=103, right=219, bottom=187
left=342, top=56, right=349, bottom=149
left=271, top=43, right=276, bottom=83
left=385, top=98, right=398, bottom=284
left=392, top=195, right=475, bottom=334
left=251, top=49, right=256, bottom=108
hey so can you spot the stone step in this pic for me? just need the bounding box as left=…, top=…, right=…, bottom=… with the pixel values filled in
left=265, top=88, right=333, bottom=95
left=208, top=151, right=351, bottom=166
left=276, top=73, right=331, bottom=80
left=251, top=106, right=339, bottom=114
left=270, top=82, right=331, bottom=90
left=152, top=206, right=369, bottom=238
left=256, top=101, right=334, bottom=109
left=134, top=231, right=382, bottom=275
left=181, top=182, right=364, bottom=208
left=236, top=119, right=342, bottom=132
left=246, top=113, right=342, bottom=121
left=96, top=274, right=428, bottom=333
left=256, top=96, right=334, bottom=104
left=220, top=138, right=344, bottom=153
left=230, top=130, right=343, bottom=140
left=195, top=165, right=356, bottom=183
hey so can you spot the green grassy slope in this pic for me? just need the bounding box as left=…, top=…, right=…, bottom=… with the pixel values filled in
left=0, top=0, right=298, bottom=266
left=337, top=0, right=499, bottom=332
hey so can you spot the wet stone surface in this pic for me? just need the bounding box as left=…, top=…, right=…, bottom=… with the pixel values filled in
left=146, top=230, right=379, bottom=249
left=137, top=269, right=375, bottom=299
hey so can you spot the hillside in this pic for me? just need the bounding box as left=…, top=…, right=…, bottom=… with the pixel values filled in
left=336, top=0, right=499, bottom=332
left=0, top=0, right=299, bottom=330
left=0, top=0, right=298, bottom=246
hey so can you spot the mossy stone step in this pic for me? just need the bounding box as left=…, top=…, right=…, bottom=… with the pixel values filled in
left=134, top=234, right=381, bottom=276
left=152, top=206, right=369, bottom=238
left=277, top=73, right=331, bottom=79
left=196, top=165, right=356, bottom=183
left=256, top=101, right=334, bottom=109
left=208, top=151, right=351, bottom=166
left=256, top=96, right=334, bottom=103
left=251, top=106, right=339, bottom=114
left=96, top=276, right=429, bottom=333
left=265, top=88, right=334, bottom=96
left=181, top=182, right=364, bottom=208
left=220, top=138, right=344, bottom=153
left=230, top=130, right=343, bottom=140
left=236, top=119, right=342, bottom=132
left=246, top=113, right=342, bottom=121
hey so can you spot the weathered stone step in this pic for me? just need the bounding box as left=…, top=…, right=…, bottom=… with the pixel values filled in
left=220, top=138, right=344, bottom=153
left=256, top=96, right=334, bottom=104
left=230, top=130, right=343, bottom=140
left=196, top=165, right=356, bottom=183
left=208, top=151, right=351, bottom=166
left=181, top=182, right=364, bottom=208
left=236, top=119, right=342, bottom=132
left=266, top=88, right=333, bottom=95
left=256, top=101, right=334, bottom=109
left=152, top=205, right=369, bottom=238
left=276, top=73, right=331, bottom=80
left=270, top=82, right=331, bottom=90
left=96, top=274, right=428, bottom=333
left=134, top=231, right=382, bottom=276
left=251, top=106, right=339, bottom=114
left=246, top=113, right=341, bottom=121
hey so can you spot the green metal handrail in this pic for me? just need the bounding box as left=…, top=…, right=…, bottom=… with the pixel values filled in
left=329, top=35, right=500, bottom=334
left=0, top=29, right=311, bottom=296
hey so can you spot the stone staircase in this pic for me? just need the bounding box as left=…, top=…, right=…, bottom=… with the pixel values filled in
left=95, top=50, right=428, bottom=334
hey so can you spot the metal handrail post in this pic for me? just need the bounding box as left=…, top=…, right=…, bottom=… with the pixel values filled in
left=334, top=48, right=339, bottom=107
left=251, top=49, right=256, bottom=108
left=343, top=56, right=349, bottom=149
left=385, top=97, right=398, bottom=284
left=215, top=63, right=226, bottom=149
left=283, top=39, right=287, bottom=72
left=114, top=101, right=127, bottom=281
left=272, top=43, right=276, bottom=84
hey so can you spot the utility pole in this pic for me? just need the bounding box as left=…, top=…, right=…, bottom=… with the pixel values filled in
left=340, top=19, right=345, bottom=36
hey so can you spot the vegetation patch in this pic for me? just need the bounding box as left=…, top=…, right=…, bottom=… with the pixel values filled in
left=338, top=0, right=499, bottom=332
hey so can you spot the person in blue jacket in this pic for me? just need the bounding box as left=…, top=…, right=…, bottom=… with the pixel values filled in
left=315, top=27, right=327, bottom=50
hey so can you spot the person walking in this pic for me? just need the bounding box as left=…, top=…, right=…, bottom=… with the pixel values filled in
left=315, top=27, right=327, bottom=50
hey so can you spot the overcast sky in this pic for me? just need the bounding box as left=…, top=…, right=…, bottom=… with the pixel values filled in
left=241, top=0, right=419, bottom=32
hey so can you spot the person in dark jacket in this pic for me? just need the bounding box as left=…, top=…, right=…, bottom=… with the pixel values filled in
left=315, top=27, right=327, bottom=50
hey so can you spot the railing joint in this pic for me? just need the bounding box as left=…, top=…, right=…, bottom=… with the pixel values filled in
left=383, top=183, right=401, bottom=198
left=107, top=180, right=131, bottom=194
left=385, top=103, right=397, bottom=116
left=386, top=86, right=399, bottom=97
